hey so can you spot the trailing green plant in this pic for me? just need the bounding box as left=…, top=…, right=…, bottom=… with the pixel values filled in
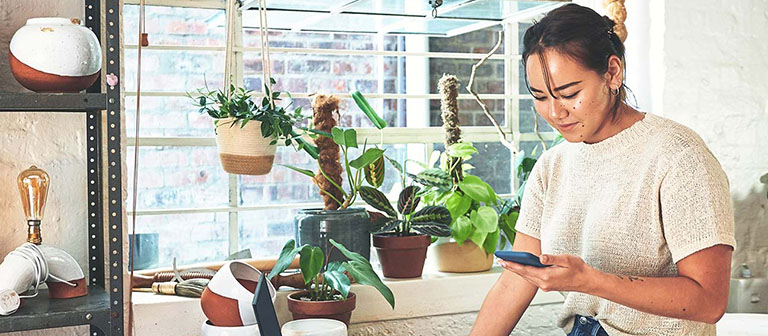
left=268, top=238, right=395, bottom=308
left=281, top=91, right=388, bottom=209
left=189, top=79, right=318, bottom=158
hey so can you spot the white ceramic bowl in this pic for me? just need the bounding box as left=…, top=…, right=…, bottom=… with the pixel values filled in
left=201, top=320, right=261, bottom=336
left=281, top=318, right=348, bottom=336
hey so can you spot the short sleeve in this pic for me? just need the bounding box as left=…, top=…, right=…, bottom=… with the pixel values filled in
left=660, top=146, right=736, bottom=263
left=515, top=158, right=547, bottom=239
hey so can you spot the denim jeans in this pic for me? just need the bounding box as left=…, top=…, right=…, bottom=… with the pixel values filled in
left=566, top=315, right=610, bottom=336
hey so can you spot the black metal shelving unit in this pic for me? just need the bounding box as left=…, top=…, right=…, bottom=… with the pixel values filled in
left=0, top=0, right=123, bottom=335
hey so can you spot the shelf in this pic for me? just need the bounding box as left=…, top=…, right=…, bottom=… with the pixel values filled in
left=0, top=93, right=107, bottom=112
left=0, top=287, right=111, bottom=333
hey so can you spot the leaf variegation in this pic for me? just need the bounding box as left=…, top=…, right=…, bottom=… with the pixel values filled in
left=358, top=186, right=397, bottom=217
left=397, top=186, right=421, bottom=215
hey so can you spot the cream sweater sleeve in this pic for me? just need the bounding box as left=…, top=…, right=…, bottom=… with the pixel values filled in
left=514, top=155, right=548, bottom=240
left=660, top=145, right=737, bottom=263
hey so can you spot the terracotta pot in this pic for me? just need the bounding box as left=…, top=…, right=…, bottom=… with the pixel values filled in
left=432, top=240, right=493, bottom=273
left=372, top=234, right=430, bottom=278
left=200, top=261, right=276, bottom=327
left=286, top=291, right=356, bottom=326
left=10, top=18, right=101, bottom=93
left=214, top=119, right=277, bottom=175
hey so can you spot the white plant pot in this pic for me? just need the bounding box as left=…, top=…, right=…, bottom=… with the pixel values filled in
left=9, top=17, right=102, bottom=92
left=214, top=119, right=278, bottom=175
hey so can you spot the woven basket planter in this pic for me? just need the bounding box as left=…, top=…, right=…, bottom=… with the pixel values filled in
left=214, top=118, right=277, bottom=175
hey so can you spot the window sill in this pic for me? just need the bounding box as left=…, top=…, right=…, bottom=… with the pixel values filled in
left=132, top=266, right=564, bottom=335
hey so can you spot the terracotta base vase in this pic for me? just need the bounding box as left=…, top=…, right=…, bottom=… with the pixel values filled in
left=372, top=234, right=430, bottom=278
left=214, top=119, right=277, bottom=175
left=432, top=240, right=493, bottom=273
left=286, top=291, right=356, bottom=326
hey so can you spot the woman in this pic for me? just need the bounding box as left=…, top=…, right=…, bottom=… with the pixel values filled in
left=472, top=4, right=735, bottom=336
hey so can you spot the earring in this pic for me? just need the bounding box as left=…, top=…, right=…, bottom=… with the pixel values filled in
left=610, top=87, right=620, bottom=96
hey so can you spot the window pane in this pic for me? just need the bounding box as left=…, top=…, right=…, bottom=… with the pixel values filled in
left=127, top=146, right=228, bottom=210
left=243, top=29, right=398, bottom=51
left=126, top=96, right=215, bottom=137
left=124, top=5, right=225, bottom=46
left=239, top=209, right=298, bottom=259
left=428, top=26, right=504, bottom=54
left=135, top=213, right=229, bottom=268
left=519, top=98, right=554, bottom=133
left=124, top=49, right=225, bottom=93
left=433, top=142, right=513, bottom=195
left=429, top=99, right=505, bottom=127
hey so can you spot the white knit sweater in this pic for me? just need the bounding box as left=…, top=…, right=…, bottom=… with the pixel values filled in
left=515, top=113, right=736, bottom=336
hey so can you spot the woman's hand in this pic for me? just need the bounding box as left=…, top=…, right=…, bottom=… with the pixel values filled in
left=498, top=254, right=598, bottom=293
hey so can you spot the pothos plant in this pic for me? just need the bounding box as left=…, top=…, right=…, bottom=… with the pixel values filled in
left=412, top=142, right=507, bottom=254
left=268, top=238, right=394, bottom=308
left=189, top=78, right=319, bottom=158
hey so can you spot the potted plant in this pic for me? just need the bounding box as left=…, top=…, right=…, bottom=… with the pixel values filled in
left=190, top=79, right=317, bottom=175
left=283, top=92, right=388, bottom=261
left=268, top=238, right=394, bottom=326
left=358, top=162, right=453, bottom=278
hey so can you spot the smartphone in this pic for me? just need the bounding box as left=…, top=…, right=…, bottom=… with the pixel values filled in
left=494, top=251, right=551, bottom=268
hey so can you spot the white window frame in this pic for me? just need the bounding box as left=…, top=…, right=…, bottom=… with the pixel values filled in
left=124, top=0, right=558, bottom=255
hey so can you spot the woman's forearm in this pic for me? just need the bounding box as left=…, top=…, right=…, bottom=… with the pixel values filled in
left=471, top=270, right=538, bottom=336
left=586, top=270, right=727, bottom=324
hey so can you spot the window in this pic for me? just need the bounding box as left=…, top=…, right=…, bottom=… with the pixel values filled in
left=123, top=2, right=557, bottom=269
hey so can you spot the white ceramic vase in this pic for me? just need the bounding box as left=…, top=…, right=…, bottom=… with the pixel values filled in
left=9, top=17, right=102, bottom=92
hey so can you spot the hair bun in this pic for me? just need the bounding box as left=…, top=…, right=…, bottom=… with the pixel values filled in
left=602, top=15, right=616, bottom=32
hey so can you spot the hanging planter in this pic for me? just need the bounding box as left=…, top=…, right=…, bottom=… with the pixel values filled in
left=214, top=118, right=277, bottom=175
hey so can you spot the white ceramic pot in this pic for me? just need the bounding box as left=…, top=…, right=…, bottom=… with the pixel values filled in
left=9, top=17, right=102, bottom=92
left=214, top=119, right=278, bottom=175
left=201, top=320, right=262, bottom=336
left=281, top=318, right=348, bottom=336
left=200, top=261, right=276, bottom=327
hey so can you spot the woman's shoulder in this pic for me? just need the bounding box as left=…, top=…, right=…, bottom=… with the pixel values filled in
left=643, top=113, right=715, bottom=162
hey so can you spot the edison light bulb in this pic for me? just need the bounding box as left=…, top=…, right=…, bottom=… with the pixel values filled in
left=17, top=166, right=50, bottom=245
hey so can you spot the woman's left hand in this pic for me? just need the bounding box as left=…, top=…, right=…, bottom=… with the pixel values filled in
left=498, top=254, right=598, bottom=293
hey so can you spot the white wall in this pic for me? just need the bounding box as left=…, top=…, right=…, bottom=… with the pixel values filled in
left=651, top=0, right=768, bottom=276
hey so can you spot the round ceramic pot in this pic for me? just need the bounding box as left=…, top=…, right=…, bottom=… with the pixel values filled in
left=200, top=261, right=276, bottom=327
left=286, top=291, right=356, bottom=326
left=214, top=119, right=277, bottom=175
left=295, top=208, right=370, bottom=262
left=431, top=240, right=493, bottom=273
left=10, top=17, right=101, bottom=93
left=201, top=320, right=261, bottom=336
left=281, top=318, right=347, bottom=336
left=372, top=234, right=430, bottom=278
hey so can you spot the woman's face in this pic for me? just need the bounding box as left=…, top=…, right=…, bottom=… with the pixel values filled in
left=525, top=49, right=622, bottom=144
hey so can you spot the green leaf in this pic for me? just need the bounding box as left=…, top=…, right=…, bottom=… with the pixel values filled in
left=328, top=239, right=370, bottom=265
left=300, top=246, right=325, bottom=285
left=364, top=156, right=386, bottom=188
left=411, top=205, right=452, bottom=225
left=482, top=229, right=500, bottom=254
left=279, top=164, right=315, bottom=178
left=324, top=269, right=351, bottom=300
left=351, top=91, right=387, bottom=129
left=397, top=186, right=421, bottom=215
left=344, top=260, right=395, bottom=309
left=453, top=216, right=473, bottom=243
left=472, top=206, right=499, bottom=233
left=411, top=221, right=452, bottom=237
left=268, top=240, right=302, bottom=280
left=358, top=186, right=397, bottom=217
left=350, top=148, right=385, bottom=169
left=332, top=127, right=345, bottom=147
left=446, top=142, right=478, bottom=159
left=458, top=175, right=492, bottom=204
left=384, top=155, right=404, bottom=175
left=370, top=219, right=402, bottom=234
left=410, top=168, right=452, bottom=190
left=444, top=192, right=472, bottom=220
left=469, top=229, right=488, bottom=249
left=344, top=128, right=359, bottom=148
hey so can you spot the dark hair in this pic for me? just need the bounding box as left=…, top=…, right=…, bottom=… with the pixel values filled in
left=522, top=4, right=628, bottom=121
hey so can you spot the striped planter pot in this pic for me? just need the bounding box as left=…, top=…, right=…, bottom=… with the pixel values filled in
left=214, top=119, right=277, bottom=175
